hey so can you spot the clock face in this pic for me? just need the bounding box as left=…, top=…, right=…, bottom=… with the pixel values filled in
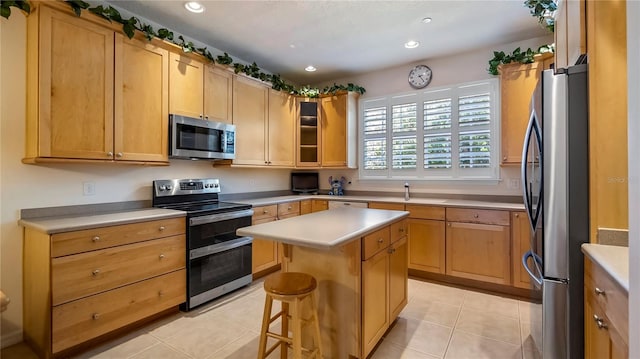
left=408, top=65, right=432, bottom=89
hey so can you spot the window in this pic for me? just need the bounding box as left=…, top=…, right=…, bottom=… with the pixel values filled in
left=360, top=79, right=499, bottom=180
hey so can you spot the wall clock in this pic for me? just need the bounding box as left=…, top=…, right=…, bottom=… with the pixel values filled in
left=408, top=65, right=432, bottom=89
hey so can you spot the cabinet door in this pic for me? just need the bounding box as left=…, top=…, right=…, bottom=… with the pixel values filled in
left=204, top=65, right=233, bottom=123
left=168, top=52, right=204, bottom=119
left=584, top=299, right=611, bottom=359
left=362, top=248, right=389, bottom=358
left=296, top=98, right=321, bottom=167
left=35, top=6, right=114, bottom=159
left=321, top=94, right=347, bottom=167
left=251, top=217, right=279, bottom=275
left=114, top=35, right=169, bottom=162
left=499, top=61, right=543, bottom=165
left=267, top=90, right=295, bottom=167
left=389, top=237, right=408, bottom=320
left=300, top=200, right=312, bottom=215
left=512, top=212, right=532, bottom=289
left=445, top=222, right=511, bottom=285
left=408, top=219, right=446, bottom=274
left=232, top=77, right=268, bottom=165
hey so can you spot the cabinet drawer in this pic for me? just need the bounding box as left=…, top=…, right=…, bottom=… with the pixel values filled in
left=328, top=201, right=368, bottom=209
left=51, top=217, right=185, bottom=257
left=369, top=202, right=405, bottom=211
left=446, top=208, right=509, bottom=225
left=406, top=204, right=445, bottom=220
left=52, top=235, right=185, bottom=305
left=362, top=227, right=390, bottom=260
left=277, top=201, right=300, bottom=217
left=52, top=269, right=185, bottom=353
left=585, top=258, right=628, bottom=345
left=390, top=220, right=407, bottom=243
left=253, top=205, right=277, bottom=221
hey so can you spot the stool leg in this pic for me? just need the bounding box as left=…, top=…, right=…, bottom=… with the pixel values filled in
left=280, top=302, right=289, bottom=359
left=257, top=294, right=273, bottom=359
left=310, top=291, right=323, bottom=359
left=291, top=297, right=303, bottom=359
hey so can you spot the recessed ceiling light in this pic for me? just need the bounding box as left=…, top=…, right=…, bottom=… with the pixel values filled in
left=404, top=40, right=420, bottom=49
left=421, top=17, right=432, bottom=24
left=305, top=65, right=317, bottom=72
left=184, top=1, right=205, bottom=13
left=290, top=44, right=296, bottom=49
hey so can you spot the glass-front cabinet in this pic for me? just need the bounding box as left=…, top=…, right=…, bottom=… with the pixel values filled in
left=297, top=99, right=321, bottom=166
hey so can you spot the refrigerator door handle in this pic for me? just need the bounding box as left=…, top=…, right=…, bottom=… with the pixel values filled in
left=522, top=250, right=543, bottom=286
left=521, top=110, right=542, bottom=232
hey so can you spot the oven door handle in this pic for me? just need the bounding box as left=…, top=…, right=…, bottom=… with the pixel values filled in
left=190, top=236, right=253, bottom=260
left=189, top=209, right=254, bottom=226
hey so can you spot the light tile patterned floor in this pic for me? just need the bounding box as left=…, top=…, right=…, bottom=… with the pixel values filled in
left=2, top=277, right=542, bottom=359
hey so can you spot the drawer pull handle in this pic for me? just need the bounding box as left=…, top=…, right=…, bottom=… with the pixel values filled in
left=594, top=287, right=606, bottom=296
left=159, top=254, right=165, bottom=260
left=474, top=214, right=479, bottom=218
left=288, top=206, right=292, bottom=210
left=158, top=290, right=164, bottom=297
left=92, top=236, right=100, bottom=242
left=593, top=314, right=608, bottom=330
left=159, top=226, right=166, bottom=231
left=399, top=228, right=405, bottom=233
left=263, top=210, right=269, bottom=214
left=388, top=247, right=396, bottom=254
left=377, top=238, right=384, bottom=244
left=92, top=313, right=100, bottom=320
left=92, top=269, right=100, bottom=276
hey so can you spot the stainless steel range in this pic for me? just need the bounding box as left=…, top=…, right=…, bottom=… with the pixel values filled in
left=152, top=178, right=253, bottom=310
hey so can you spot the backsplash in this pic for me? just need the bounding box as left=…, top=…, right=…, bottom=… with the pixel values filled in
left=597, top=228, right=629, bottom=247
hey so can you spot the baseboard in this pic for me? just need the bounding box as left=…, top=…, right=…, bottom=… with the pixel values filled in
left=1, top=329, right=23, bottom=349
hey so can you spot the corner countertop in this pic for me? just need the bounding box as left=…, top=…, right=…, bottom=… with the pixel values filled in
left=19, top=208, right=186, bottom=234
left=237, top=207, right=409, bottom=250
left=581, top=243, right=629, bottom=293
left=231, top=194, right=524, bottom=211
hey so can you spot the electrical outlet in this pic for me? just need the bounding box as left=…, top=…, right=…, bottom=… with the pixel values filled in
left=508, top=178, right=520, bottom=189
left=83, top=182, right=96, bottom=196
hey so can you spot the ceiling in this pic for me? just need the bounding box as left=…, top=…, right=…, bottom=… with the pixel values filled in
left=106, top=0, right=549, bottom=84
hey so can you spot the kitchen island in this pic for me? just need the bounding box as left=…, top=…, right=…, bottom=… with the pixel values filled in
left=237, top=207, right=409, bottom=359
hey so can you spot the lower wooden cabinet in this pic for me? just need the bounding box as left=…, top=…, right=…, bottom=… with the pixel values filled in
left=311, top=199, right=328, bottom=212
left=408, top=219, right=446, bottom=274
left=512, top=211, right=534, bottom=289
left=389, top=237, right=408, bottom=320
left=300, top=199, right=312, bottom=214
left=23, top=217, right=186, bottom=358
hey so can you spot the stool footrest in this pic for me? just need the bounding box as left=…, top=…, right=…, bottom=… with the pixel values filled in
left=266, top=331, right=293, bottom=344
left=268, top=309, right=286, bottom=325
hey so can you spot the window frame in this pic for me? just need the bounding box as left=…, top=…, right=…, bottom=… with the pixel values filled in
left=359, top=78, right=501, bottom=181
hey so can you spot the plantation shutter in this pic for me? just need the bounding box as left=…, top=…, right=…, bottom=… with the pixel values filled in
left=362, top=106, right=387, bottom=170
left=391, top=103, right=417, bottom=169
left=423, top=98, right=452, bottom=169
left=458, top=93, right=491, bottom=168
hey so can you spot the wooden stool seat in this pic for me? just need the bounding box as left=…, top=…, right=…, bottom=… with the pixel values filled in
left=258, top=272, right=323, bottom=359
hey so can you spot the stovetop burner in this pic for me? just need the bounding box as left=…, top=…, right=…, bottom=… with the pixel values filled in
left=151, top=178, right=251, bottom=215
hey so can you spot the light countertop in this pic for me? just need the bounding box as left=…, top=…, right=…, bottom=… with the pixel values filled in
left=19, top=208, right=186, bottom=234
left=237, top=207, right=409, bottom=250
left=581, top=243, right=629, bottom=293
left=232, top=194, right=524, bottom=211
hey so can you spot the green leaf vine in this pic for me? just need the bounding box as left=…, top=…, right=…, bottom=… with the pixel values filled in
left=4, top=0, right=366, bottom=96
left=523, top=0, right=557, bottom=33
left=487, top=44, right=554, bottom=75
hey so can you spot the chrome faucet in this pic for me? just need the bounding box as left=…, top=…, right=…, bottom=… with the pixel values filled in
left=404, top=182, right=410, bottom=201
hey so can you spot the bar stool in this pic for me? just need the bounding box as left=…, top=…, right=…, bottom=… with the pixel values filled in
left=257, top=272, right=323, bottom=359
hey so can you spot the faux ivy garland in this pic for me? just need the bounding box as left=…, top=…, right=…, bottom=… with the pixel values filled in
left=487, top=44, right=554, bottom=75
left=0, top=0, right=366, bottom=97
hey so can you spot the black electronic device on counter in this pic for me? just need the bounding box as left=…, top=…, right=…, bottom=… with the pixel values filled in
left=291, top=172, right=319, bottom=194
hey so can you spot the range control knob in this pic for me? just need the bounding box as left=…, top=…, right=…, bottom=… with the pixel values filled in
left=214, top=183, right=219, bottom=188
left=159, top=185, right=166, bottom=191
left=166, top=185, right=172, bottom=191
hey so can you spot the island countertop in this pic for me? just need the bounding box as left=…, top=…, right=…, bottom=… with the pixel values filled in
left=236, top=207, right=409, bottom=250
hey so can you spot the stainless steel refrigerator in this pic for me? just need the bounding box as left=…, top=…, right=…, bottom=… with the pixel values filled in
left=520, top=63, right=589, bottom=359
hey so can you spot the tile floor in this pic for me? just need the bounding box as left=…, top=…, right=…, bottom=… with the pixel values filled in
left=1, top=277, right=542, bottom=359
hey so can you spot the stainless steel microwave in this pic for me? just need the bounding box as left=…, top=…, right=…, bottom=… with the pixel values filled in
left=169, top=114, right=235, bottom=160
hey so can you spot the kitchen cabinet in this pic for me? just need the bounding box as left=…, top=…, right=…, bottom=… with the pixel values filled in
left=555, top=0, right=586, bottom=69
left=296, top=98, right=321, bottom=167
left=368, top=202, right=405, bottom=211
left=233, top=78, right=295, bottom=167
left=498, top=55, right=548, bottom=165
left=511, top=211, right=541, bottom=289
left=251, top=205, right=279, bottom=277
left=328, top=201, right=368, bottom=209
left=406, top=204, right=446, bottom=274
left=168, top=53, right=233, bottom=123
left=311, top=199, right=328, bottom=212
left=584, top=256, right=628, bottom=359
left=320, top=92, right=358, bottom=168
left=300, top=199, right=312, bottom=215
left=24, top=3, right=169, bottom=164
left=362, top=223, right=408, bottom=358
left=445, top=208, right=511, bottom=285
left=23, top=217, right=186, bottom=358
left=586, top=0, right=628, bottom=240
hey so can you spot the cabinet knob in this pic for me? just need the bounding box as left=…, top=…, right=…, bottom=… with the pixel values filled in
left=159, top=226, right=166, bottom=231
left=447, top=223, right=451, bottom=227
left=92, top=313, right=100, bottom=320
left=594, top=287, right=606, bottom=296
left=515, top=213, right=519, bottom=218
left=205, top=115, right=209, bottom=120
left=159, top=254, right=165, bottom=260
left=92, top=269, right=100, bottom=276
left=107, top=152, right=114, bottom=157
left=399, top=228, right=405, bottom=233
left=473, top=214, right=479, bottom=218
left=377, top=238, right=384, bottom=244
left=503, top=156, right=507, bottom=161
left=158, top=290, right=164, bottom=297
left=288, top=206, right=292, bottom=210
left=593, top=314, right=608, bottom=330
left=116, top=152, right=123, bottom=158
left=199, top=114, right=203, bottom=119
left=92, top=236, right=100, bottom=242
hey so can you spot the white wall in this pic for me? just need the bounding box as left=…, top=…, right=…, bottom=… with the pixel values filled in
left=627, top=2, right=639, bottom=358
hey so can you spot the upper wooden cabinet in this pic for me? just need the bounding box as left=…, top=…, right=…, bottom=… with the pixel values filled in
left=320, top=92, right=358, bottom=168
left=168, top=54, right=233, bottom=123
left=232, top=77, right=295, bottom=167
left=296, top=98, right=321, bottom=167
left=555, top=0, right=586, bottom=69
left=498, top=57, right=546, bottom=165
left=25, top=4, right=168, bottom=164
